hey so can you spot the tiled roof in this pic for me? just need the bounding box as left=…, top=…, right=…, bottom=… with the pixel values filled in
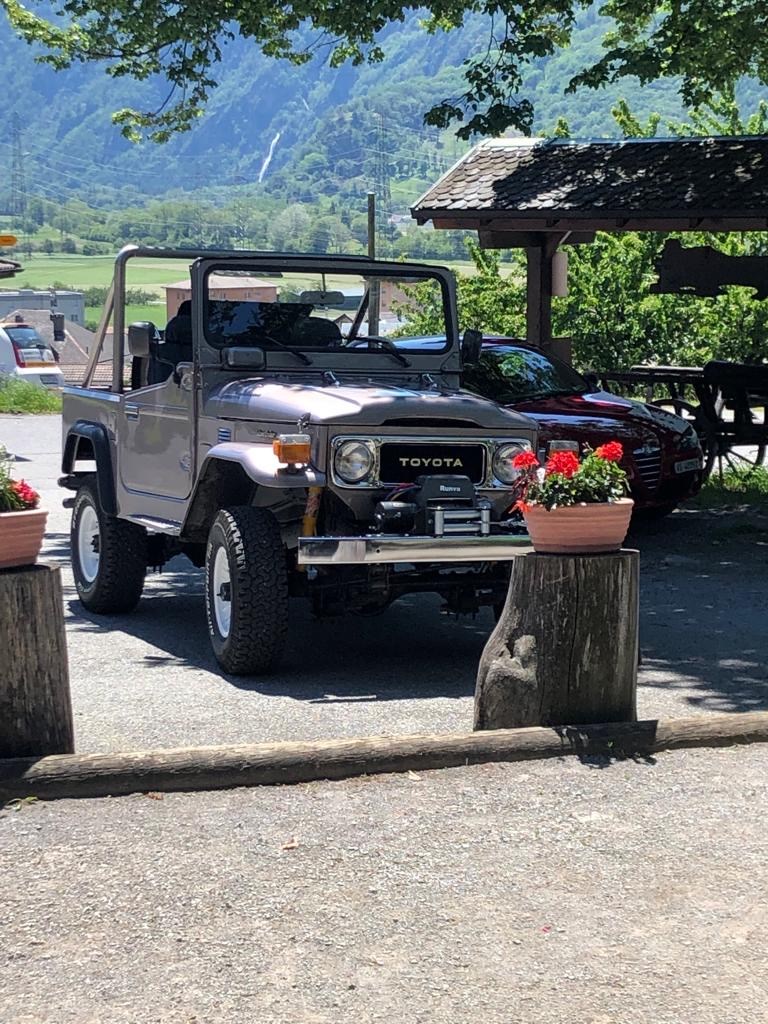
left=412, top=137, right=768, bottom=220
left=62, top=362, right=130, bottom=388
left=165, top=275, right=279, bottom=290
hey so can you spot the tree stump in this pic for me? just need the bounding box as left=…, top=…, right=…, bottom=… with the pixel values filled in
left=0, top=564, right=74, bottom=758
left=475, top=550, right=639, bottom=731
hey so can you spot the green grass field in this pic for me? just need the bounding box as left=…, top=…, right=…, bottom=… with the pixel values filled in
left=5, top=253, right=510, bottom=296
left=9, top=255, right=189, bottom=296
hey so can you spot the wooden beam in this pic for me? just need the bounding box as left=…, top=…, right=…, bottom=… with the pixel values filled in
left=479, top=230, right=597, bottom=249
left=3, top=713, right=768, bottom=801
left=526, top=244, right=554, bottom=348
left=416, top=213, right=768, bottom=234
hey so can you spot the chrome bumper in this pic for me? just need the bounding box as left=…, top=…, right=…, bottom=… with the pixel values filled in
left=297, top=534, right=533, bottom=565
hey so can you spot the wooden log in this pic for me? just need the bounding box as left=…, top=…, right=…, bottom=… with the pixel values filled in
left=2, top=712, right=768, bottom=803
left=475, top=550, right=639, bottom=731
left=0, top=564, right=74, bottom=758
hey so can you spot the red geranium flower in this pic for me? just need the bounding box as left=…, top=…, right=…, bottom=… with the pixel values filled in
left=595, top=441, right=623, bottom=463
left=512, top=450, right=540, bottom=470
left=12, top=479, right=40, bottom=509
left=545, top=450, right=580, bottom=478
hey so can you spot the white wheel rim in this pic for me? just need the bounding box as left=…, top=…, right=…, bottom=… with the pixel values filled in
left=77, top=504, right=101, bottom=584
left=212, top=545, right=232, bottom=638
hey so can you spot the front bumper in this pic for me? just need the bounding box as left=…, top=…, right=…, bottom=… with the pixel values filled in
left=297, top=534, right=533, bottom=565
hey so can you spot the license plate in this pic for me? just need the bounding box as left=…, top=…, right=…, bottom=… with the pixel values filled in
left=548, top=440, right=579, bottom=453
left=674, top=457, right=701, bottom=474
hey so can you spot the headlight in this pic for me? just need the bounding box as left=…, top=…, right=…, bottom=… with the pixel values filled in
left=679, top=425, right=700, bottom=450
left=334, top=440, right=375, bottom=483
left=492, top=442, right=528, bottom=485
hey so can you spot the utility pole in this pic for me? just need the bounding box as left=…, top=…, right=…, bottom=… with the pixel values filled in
left=10, top=114, right=27, bottom=220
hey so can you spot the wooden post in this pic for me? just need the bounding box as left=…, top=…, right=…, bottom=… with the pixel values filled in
left=0, top=565, right=74, bottom=758
left=475, top=550, right=639, bottom=731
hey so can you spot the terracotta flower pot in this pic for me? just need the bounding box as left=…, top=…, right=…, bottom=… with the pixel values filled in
left=523, top=498, right=634, bottom=554
left=0, top=508, right=48, bottom=569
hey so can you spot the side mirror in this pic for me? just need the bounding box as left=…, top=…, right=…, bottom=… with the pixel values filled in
left=461, top=328, right=483, bottom=365
left=127, top=322, right=154, bottom=358
left=583, top=370, right=600, bottom=390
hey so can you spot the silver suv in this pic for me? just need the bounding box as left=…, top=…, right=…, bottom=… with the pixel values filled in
left=61, top=246, right=535, bottom=674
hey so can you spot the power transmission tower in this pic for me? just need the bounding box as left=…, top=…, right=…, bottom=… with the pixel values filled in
left=10, top=114, right=27, bottom=220
left=373, top=112, right=391, bottom=255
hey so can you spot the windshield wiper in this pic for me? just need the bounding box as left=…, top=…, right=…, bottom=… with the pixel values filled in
left=364, top=336, right=412, bottom=367
left=244, top=329, right=313, bottom=365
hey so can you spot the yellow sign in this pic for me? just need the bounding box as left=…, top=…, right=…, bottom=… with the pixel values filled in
left=0, top=234, right=18, bottom=246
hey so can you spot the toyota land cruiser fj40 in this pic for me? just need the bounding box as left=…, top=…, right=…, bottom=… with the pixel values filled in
left=61, top=246, right=536, bottom=674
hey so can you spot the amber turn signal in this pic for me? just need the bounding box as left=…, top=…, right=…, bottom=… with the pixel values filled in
left=273, top=433, right=311, bottom=465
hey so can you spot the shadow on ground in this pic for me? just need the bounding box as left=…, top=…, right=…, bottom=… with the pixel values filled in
left=63, top=552, right=490, bottom=704
left=52, top=506, right=768, bottom=713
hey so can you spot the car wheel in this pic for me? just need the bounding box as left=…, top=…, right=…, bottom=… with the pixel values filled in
left=205, top=506, right=288, bottom=675
left=71, top=479, right=147, bottom=613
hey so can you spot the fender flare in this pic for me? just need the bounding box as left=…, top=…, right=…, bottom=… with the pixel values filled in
left=201, top=442, right=325, bottom=489
left=182, top=443, right=326, bottom=541
left=62, top=420, right=117, bottom=515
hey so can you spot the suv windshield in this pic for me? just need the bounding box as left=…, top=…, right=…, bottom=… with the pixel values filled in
left=463, top=344, right=589, bottom=403
left=200, top=266, right=449, bottom=354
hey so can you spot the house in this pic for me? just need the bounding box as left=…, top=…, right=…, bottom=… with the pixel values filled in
left=0, top=288, right=85, bottom=323
left=164, top=275, right=279, bottom=319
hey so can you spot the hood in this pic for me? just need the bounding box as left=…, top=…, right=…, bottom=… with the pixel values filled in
left=206, top=377, right=536, bottom=431
left=515, top=390, right=692, bottom=439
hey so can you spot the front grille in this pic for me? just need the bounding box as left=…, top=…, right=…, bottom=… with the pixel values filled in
left=632, top=447, right=662, bottom=492
left=379, top=442, right=486, bottom=484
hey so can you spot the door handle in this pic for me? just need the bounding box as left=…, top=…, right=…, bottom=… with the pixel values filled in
left=125, top=404, right=139, bottom=421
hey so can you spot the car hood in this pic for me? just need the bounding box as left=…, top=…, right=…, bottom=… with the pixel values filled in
left=514, top=390, right=692, bottom=439
left=206, top=377, right=536, bottom=431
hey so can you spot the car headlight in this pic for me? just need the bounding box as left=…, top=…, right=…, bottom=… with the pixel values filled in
left=492, top=442, right=528, bottom=485
left=679, top=425, right=700, bottom=450
left=334, top=440, right=375, bottom=483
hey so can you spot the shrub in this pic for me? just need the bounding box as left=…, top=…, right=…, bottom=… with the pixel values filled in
left=0, top=377, right=63, bottom=414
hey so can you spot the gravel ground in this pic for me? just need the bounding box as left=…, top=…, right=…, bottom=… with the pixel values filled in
left=2, top=414, right=767, bottom=754
left=2, top=746, right=768, bottom=1024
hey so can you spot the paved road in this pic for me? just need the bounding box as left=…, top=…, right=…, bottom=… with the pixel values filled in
left=2, top=414, right=767, bottom=754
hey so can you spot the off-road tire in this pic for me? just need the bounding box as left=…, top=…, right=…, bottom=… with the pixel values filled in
left=71, top=479, right=147, bottom=613
left=205, top=506, right=289, bottom=675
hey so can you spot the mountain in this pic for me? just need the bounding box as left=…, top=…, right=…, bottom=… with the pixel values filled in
left=2, top=6, right=765, bottom=222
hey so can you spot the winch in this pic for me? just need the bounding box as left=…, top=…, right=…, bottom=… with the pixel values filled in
left=373, top=475, right=491, bottom=538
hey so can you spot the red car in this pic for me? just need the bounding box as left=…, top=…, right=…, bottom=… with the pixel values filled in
left=462, top=341, right=705, bottom=516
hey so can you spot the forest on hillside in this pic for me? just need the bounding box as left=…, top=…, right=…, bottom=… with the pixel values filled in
left=6, top=4, right=765, bottom=259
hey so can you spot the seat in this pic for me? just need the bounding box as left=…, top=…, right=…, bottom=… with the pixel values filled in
left=147, top=302, right=193, bottom=385
left=291, top=316, right=343, bottom=349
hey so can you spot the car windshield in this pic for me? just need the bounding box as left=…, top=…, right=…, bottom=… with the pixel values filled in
left=199, top=266, right=450, bottom=354
left=462, top=344, right=589, bottom=403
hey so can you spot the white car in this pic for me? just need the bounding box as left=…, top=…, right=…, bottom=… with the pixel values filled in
left=0, top=317, right=64, bottom=389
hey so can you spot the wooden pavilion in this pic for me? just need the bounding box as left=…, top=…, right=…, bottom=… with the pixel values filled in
left=411, top=136, right=768, bottom=354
